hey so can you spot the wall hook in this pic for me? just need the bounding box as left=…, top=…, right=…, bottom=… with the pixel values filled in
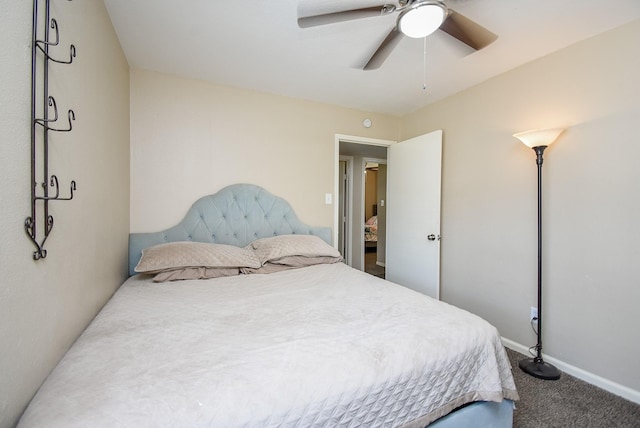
left=27, top=0, right=78, bottom=260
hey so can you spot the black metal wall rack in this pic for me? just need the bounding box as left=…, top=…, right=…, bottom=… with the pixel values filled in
left=26, top=0, right=77, bottom=260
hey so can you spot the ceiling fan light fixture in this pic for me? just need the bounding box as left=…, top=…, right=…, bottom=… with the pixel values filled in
left=398, top=2, right=447, bottom=38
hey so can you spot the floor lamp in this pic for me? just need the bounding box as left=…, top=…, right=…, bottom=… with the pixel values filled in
left=513, top=128, right=563, bottom=381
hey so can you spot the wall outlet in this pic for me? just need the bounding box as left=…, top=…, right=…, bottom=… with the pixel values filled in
left=530, top=306, right=538, bottom=322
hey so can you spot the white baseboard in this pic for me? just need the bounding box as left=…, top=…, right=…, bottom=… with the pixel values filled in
left=376, top=261, right=386, bottom=267
left=501, top=337, right=640, bottom=405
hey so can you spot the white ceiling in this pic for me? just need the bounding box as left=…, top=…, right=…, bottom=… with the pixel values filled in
left=103, top=0, right=640, bottom=116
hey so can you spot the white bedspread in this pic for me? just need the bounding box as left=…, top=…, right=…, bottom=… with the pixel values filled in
left=19, top=263, right=518, bottom=427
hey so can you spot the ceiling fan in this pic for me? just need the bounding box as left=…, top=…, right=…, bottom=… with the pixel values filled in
left=298, top=0, right=497, bottom=70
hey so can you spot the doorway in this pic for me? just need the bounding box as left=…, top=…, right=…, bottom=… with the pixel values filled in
left=334, top=131, right=443, bottom=299
left=335, top=135, right=393, bottom=273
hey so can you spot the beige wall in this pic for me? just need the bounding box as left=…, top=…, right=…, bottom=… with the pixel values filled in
left=130, top=69, right=399, bottom=233
left=401, top=19, right=640, bottom=393
left=0, top=2, right=130, bottom=426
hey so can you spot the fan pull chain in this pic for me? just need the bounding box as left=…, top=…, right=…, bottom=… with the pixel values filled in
left=422, top=37, right=428, bottom=90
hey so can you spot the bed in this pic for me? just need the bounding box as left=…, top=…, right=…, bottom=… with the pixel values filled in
left=18, top=183, right=518, bottom=427
left=365, top=214, right=378, bottom=249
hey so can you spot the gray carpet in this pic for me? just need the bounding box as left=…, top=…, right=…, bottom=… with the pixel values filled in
left=364, top=250, right=385, bottom=278
left=506, top=348, right=640, bottom=427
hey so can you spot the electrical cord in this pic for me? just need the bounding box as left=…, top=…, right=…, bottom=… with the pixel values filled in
left=528, top=317, right=539, bottom=357
left=530, top=316, right=538, bottom=335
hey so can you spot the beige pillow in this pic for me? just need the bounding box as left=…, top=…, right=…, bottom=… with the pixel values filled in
left=134, top=241, right=261, bottom=274
left=249, top=235, right=342, bottom=266
left=153, top=267, right=240, bottom=282
left=241, top=255, right=342, bottom=275
left=240, top=264, right=296, bottom=275
left=270, top=255, right=343, bottom=267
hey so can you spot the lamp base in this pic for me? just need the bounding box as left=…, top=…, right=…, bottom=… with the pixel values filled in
left=519, top=357, right=561, bottom=380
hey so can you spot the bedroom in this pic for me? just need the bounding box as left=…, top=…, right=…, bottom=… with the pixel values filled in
left=1, top=1, right=639, bottom=427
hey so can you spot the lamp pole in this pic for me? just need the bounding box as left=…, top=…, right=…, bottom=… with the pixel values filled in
left=518, top=144, right=561, bottom=380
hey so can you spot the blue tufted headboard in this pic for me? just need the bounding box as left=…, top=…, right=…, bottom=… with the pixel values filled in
left=128, top=184, right=332, bottom=276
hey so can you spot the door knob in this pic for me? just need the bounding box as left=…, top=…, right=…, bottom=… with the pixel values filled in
left=427, top=234, right=440, bottom=241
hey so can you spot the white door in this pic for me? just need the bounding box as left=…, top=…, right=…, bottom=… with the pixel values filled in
left=386, top=130, right=442, bottom=299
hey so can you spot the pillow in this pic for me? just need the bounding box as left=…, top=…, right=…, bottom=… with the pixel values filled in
left=134, top=241, right=261, bottom=274
left=241, top=255, right=342, bottom=275
left=240, top=264, right=296, bottom=275
left=249, top=234, right=342, bottom=266
left=269, top=255, right=343, bottom=267
left=153, top=267, right=240, bottom=282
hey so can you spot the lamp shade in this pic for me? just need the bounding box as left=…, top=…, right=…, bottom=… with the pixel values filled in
left=513, top=128, right=564, bottom=149
left=398, top=2, right=446, bottom=38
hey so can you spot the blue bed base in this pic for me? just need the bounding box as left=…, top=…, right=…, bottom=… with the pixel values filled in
left=428, top=399, right=513, bottom=427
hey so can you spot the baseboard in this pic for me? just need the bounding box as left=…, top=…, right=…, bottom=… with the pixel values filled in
left=376, top=261, right=386, bottom=267
left=501, top=337, right=640, bottom=405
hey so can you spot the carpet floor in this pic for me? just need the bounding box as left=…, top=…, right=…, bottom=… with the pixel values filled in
left=506, top=348, right=640, bottom=427
left=364, top=250, right=385, bottom=278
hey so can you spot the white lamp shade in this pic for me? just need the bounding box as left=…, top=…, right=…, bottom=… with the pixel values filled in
left=398, top=3, right=446, bottom=39
left=513, top=128, right=564, bottom=148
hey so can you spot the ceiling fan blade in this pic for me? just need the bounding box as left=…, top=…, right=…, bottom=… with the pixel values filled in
left=439, top=9, right=497, bottom=51
left=363, top=28, right=404, bottom=70
left=298, top=5, right=393, bottom=28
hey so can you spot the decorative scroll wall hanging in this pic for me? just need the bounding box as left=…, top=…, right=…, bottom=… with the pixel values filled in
left=26, top=0, right=77, bottom=260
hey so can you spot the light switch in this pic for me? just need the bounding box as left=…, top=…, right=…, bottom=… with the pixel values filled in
left=325, top=193, right=332, bottom=205
left=380, top=199, right=385, bottom=207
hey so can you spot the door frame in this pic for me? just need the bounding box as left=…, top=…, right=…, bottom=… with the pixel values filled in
left=362, top=157, right=387, bottom=271
left=334, top=134, right=396, bottom=268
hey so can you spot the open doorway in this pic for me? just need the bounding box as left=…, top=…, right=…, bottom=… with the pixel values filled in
left=335, top=132, right=443, bottom=298
left=335, top=135, right=393, bottom=274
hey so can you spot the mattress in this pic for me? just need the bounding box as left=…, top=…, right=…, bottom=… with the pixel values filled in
left=19, top=263, right=518, bottom=427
